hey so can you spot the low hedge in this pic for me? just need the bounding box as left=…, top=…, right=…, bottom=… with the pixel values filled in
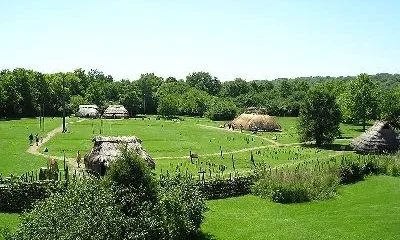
left=198, top=176, right=255, bottom=199
left=0, top=181, right=63, bottom=213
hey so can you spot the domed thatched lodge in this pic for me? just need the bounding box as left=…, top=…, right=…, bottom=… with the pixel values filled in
left=84, top=136, right=155, bottom=176
left=103, top=105, right=129, bottom=119
left=231, top=108, right=281, bottom=132
left=351, top=121, right=400, bottom=153
left=77, top=105, right=99, bottom=118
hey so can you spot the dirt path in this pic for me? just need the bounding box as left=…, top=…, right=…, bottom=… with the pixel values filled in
left=153, top=145, right=276, bottom=160
left=26, top=119, right=86, bottom=170
left=197, top=124, right=281, bottom=146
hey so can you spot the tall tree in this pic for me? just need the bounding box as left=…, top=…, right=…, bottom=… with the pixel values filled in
left=339, top=73, right=379, bottom=130
left=157, top=94, right=180, bottom=117
left=186, top=72, right=221, bottom=95
left=297, top=87, right=341, bottom=146
left=136, top=73, right=163, bottom=114
left=379, top=85, right=400, bottom=129
left=220, top=78, right=250, bottom=98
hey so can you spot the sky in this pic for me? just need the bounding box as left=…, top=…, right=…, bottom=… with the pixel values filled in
left=0, top=0, right=399, bottom=81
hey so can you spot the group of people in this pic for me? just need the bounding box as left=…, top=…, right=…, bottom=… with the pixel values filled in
left=28, top=133, right=42, bottom=146
left=28, top=133, right=82, bottom=168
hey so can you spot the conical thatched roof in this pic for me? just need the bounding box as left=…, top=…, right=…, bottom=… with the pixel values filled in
left=103, top=105, right=129, bottom=118
left=84, top=136, right=155, bottom=176
left=231, top=113, right=281, bottom=131
left=351, top=121, right=400, bottom=153
left=77, top=105, right=99, bottom=118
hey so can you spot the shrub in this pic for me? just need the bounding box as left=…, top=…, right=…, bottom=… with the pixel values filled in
left=0, top=181, right=63, bottom=213
left=339, top=160, right=365, bottom=184
left=159, top=177, right=207, bottom=239
left=7, top=179, right=126, bottom=240
left=198, top=176, right=254, bottom=199
left=252, top=166, right=340, bottom=203
left=8, top=151, right=207, bottom=240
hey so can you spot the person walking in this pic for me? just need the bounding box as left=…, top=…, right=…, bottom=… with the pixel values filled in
left=29, top=133, right=33, bottom=146
left=76, top=151, right=81, bottom=168
left=35, top=134, right=39, bottom=146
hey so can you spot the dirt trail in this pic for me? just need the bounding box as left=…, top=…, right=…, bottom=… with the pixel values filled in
left=153, top=145, right=275, bottom=160
left=197, top=124, right=281, bottom=146
left=155, top=124, right=344, bottom=160
left=26, top=119, right=86, bottom=170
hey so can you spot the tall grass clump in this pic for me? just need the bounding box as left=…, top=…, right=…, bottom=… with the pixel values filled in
left=252, top=162, right=340, bottom=203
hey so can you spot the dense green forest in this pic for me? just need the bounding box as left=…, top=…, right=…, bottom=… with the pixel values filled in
left=1, top=68, right=400, bottom=126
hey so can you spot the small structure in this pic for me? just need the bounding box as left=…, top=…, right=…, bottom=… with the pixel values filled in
left=103, top=105, right=129, bottom=119
left=77, top=105, right=99, bottom=118
left=231, top=113, right=281, bottom=131
left=84, top=136, right=155, bottom=176
left=351, top=121, right=400, bottom=153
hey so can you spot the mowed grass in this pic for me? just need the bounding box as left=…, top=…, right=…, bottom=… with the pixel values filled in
left=38, top=116, right=356, bottom=177
left=0, top=118, right=61, bottom=175
left=201, top=175, right=400, bottom=240
left=0, top=213, right=19, bottom=232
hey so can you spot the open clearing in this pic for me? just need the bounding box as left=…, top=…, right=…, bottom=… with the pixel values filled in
left=1, top=116, right=387, bottom=239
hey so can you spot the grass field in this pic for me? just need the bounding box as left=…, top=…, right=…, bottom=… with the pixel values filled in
left=36, top=116, right=358, bottom=178
left=0, top=118, right=61, bottom=176
left=0, top=213, right=19, bottom=239
left=0, top=116, right=398, bottom=239
left=201, top=175, right=400, bottom=240
left=0, top=116, right=362, bottom=178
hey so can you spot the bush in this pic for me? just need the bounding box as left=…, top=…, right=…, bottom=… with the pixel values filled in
left=252, top=166, right=340, bottom=203
left=159, top=177, right=207, bottom=239
left=339, top=160, right=365, bottom=184
left=7, top=179, right=126, bottom=240
left=0, top=181, right=63, bottom=213
left=198, top=176, right=254, bottom=199
left=7, top=150, right=208, bottom=240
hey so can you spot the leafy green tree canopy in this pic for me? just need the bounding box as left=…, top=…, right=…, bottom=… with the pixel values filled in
left=297, top=87, right=341, bottom=146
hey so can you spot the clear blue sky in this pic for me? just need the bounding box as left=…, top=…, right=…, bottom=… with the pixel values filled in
left=0, top=0, right=399, bottom=81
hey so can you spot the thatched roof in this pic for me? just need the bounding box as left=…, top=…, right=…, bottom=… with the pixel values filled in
left=77, top=105, right=99, bottom=118
left=351, top=121, right=400, bottom=153
left=103, top=105, right=129, bottom=118
left=84, top=136, right=155, bottom=176
left=231, top=113, right=281, bottom=131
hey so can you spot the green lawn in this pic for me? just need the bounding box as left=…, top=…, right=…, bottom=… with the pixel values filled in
left=0, top=213, right=19, bottom=239
left=0, top=118, right=61, bottom=176
left=0, top=116, right=361, bottom=178
left=37, top=116, right=356, bottom=178
left=201, top=175, right=400, bottom=240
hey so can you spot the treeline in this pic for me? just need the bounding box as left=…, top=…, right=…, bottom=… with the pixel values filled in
left=1, top=68, right=400, bottom=122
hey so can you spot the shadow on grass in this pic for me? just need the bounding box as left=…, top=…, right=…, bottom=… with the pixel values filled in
left=0, top=117, right=22, bottom=121
left=353, top=128, right=367, bottom=132
left=300, top=143, right=352, bottom=152
left=190, top=231, right=216, bottom=240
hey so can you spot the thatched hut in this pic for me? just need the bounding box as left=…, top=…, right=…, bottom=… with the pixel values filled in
left=77, top=105, right=99, bottom=118
left=84, top=136, right=155, bottom=176
left=351, top=121, right=400, bottom=153
left=103, top=105, right=129, bottom=119
left=231, top=113, right=281, bottom=131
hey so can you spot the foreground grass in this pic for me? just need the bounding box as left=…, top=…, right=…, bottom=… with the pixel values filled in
left=0, top=213, right=19, bottom=238
left=0, top=118, right=61, bottom=175
left=201, top=175, right=400, bottom=240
